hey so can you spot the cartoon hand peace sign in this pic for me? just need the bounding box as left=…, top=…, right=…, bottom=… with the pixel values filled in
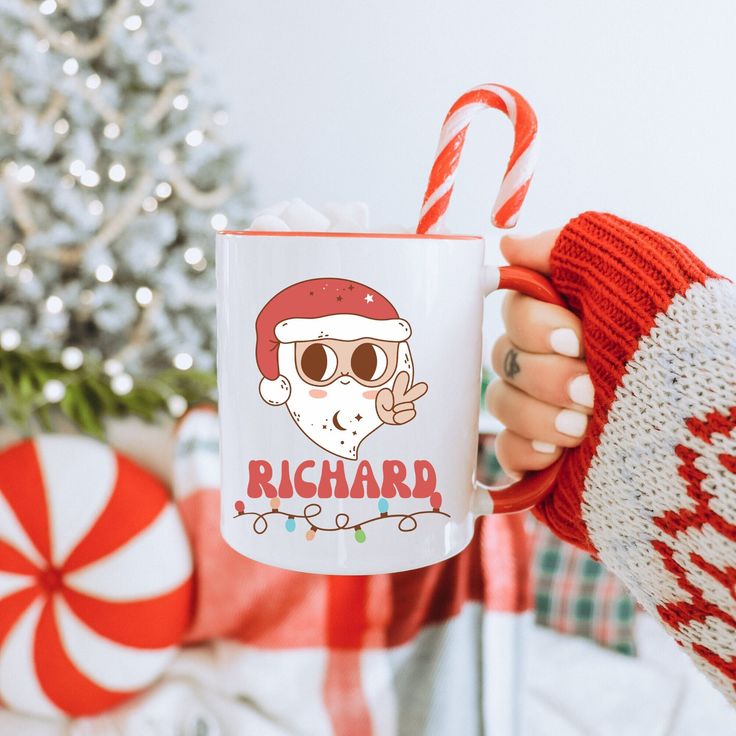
left=376, top=371, right=428, bottom=425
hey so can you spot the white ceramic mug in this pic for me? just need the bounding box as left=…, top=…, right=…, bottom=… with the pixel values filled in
left=216, top=230, right=565, bottom=575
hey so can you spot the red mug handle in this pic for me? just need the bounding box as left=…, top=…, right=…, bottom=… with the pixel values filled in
left=474, top=264, right=569, bottom=515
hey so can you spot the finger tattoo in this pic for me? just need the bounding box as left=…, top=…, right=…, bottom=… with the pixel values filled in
left=503, top=348, right=521, bottom=379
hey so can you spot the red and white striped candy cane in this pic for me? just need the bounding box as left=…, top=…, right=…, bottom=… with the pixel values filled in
left=417, top=84, right=538, bottom=234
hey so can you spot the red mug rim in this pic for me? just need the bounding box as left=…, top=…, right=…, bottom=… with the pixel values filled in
left=219, top=229, right=483, bottom=241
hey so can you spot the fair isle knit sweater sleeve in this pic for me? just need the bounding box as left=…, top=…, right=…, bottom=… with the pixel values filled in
left=535, top=212, right=736, bottom=702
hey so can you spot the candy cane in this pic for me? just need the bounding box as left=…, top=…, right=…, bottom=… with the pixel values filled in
left=417, top=84, right=538, bottom=234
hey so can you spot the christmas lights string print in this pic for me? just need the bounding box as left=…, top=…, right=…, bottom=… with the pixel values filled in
left=0, top=435, right=193, bottom=718
left=234, top=493, right=449, bottom=544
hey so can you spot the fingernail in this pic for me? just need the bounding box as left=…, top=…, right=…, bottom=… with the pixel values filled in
left=568, top=374, right=594, bottom=408
left=555, top=409, right=588, bottom=437
left=550, top=328, right=580, bottom=357
left=531, top=440, right=557, bottom=454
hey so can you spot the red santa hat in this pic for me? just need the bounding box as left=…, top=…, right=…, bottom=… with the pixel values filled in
left=255, top=278, right=412, bottom=405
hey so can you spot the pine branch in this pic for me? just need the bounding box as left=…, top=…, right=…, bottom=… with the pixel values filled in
left=0, top=70, right=22, bottom=130
left=142, top=76, right=191, bottom=130
left=170, top=166, right=235, bottom=209
left=21, top=0, right=131, bottom=61
left=110, top=291, right=161, bottom=366
left=0, top=347, right=217, bottom=438
left=39, top=174, right=156, bottom=265
left=2, top=167, right=38, bottom=237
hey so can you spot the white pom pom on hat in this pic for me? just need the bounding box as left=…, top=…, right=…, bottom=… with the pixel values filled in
left=258, top=375, right=291, bottom=406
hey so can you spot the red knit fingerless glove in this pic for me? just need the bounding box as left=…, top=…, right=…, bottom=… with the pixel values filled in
left=534, top=212, right=736, bottom=702
left=535, top=212, right=721, bottom=552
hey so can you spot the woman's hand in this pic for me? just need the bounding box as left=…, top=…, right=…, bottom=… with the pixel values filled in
left=486, top=230, right=593, bottom=478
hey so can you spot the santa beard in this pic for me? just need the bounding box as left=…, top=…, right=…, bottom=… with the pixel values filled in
left=277, top=342, right=413, bottom=460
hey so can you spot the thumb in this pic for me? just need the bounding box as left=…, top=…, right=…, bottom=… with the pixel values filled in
left=499, top=228, right=561, bottom=275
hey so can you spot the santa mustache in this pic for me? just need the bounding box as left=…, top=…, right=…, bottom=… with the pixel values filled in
left=311, top=373, right=378, bottom=389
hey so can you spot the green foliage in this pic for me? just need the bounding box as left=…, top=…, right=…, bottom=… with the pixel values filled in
left=0, top=347, right=215, bottom=438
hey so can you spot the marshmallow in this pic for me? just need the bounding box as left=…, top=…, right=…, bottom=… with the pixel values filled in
left=249, top=214, right=290, bottom=231
left=280, top=198, right=330, bottom=231
left=323, top=201, right=370, bottom=232
left=248, top=199, right=387, bottom=234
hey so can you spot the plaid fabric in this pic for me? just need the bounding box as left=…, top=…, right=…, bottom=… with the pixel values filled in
left=477, top=434, right=504, bottom=485
left=476, top=433, right=637, bottom=656
left=173, top=407, right=533, bottom=736
left=532, top=522, right=637, bottom=655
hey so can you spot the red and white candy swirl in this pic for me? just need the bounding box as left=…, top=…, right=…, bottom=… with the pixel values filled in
left=0, top=436, right=193, bottom=717
left=417, top=84, right=539, bottom=234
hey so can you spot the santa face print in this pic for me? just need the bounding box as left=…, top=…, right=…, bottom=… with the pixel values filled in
left=255, top=278, right=428, bottom=460
left=279, top=339, right=409, bottom=459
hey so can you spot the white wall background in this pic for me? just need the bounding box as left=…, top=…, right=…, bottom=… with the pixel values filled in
left=191, top=0, right=735, bottom=274
left=191, top=0, right=735, bottom=370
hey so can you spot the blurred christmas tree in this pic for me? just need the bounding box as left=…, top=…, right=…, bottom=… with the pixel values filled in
left=0, top=0, right=250, bottom=435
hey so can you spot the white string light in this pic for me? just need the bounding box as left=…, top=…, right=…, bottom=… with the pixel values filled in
left=147, top=49, right=163, bottom=65
left=88, top=200, right=104, bottom=216
left=155, top=181, right=172, bottom=198
left=135, top=286, right=153, bottom=306
left=54, top=118, right=70, bottom=135
left=43, top=379, right=66, bottom=403
left=46, top=295, right=63, bottom=313
left=0, top=328, right=21, bottom=351
left=62, top=58, right=79, bottom=76
left=36, top=39, right=50, bottom=53
left=192, top=258, right=207, bottom=272
left=80, top=169, right=100, bottom=187
left=172, top=94, right=189, bottom=111
left=85, top=73, right=101, bottom=90
left=17, top=165, right=35, bottom=184
left=60, top=346, right=84, bottom=370
left=6, top=245, right=25, bottom=266
left=69, top=159, right=86, bottom=177
left=173, top=352, right=193, bottom=370
left=210, top=213, right=228, bottom=230
left=108, top=163, right=126, bottom=182
left=95, top=264, right=114, bottom=282
left=111, top=373, right=134, bottom=395
left=123, top=14, right=142, bottom=31
left=79, top=289, right=96, bottom=305
left=185, top=129, right=203, bottom=147
left=104, top=122, right=121, bottom=139
left=140, top=0, right=155, bottom=6
left=39, top=0, right=57, bottom=15
left=167, top=394, right=187, bottom=417
left=103, top=358, right=123, bottom=376
left=61, top=175, right=75, bottom=189
left=142, top=196, right=158, bottom=212
left=184, top=246, right=203, bottom=265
